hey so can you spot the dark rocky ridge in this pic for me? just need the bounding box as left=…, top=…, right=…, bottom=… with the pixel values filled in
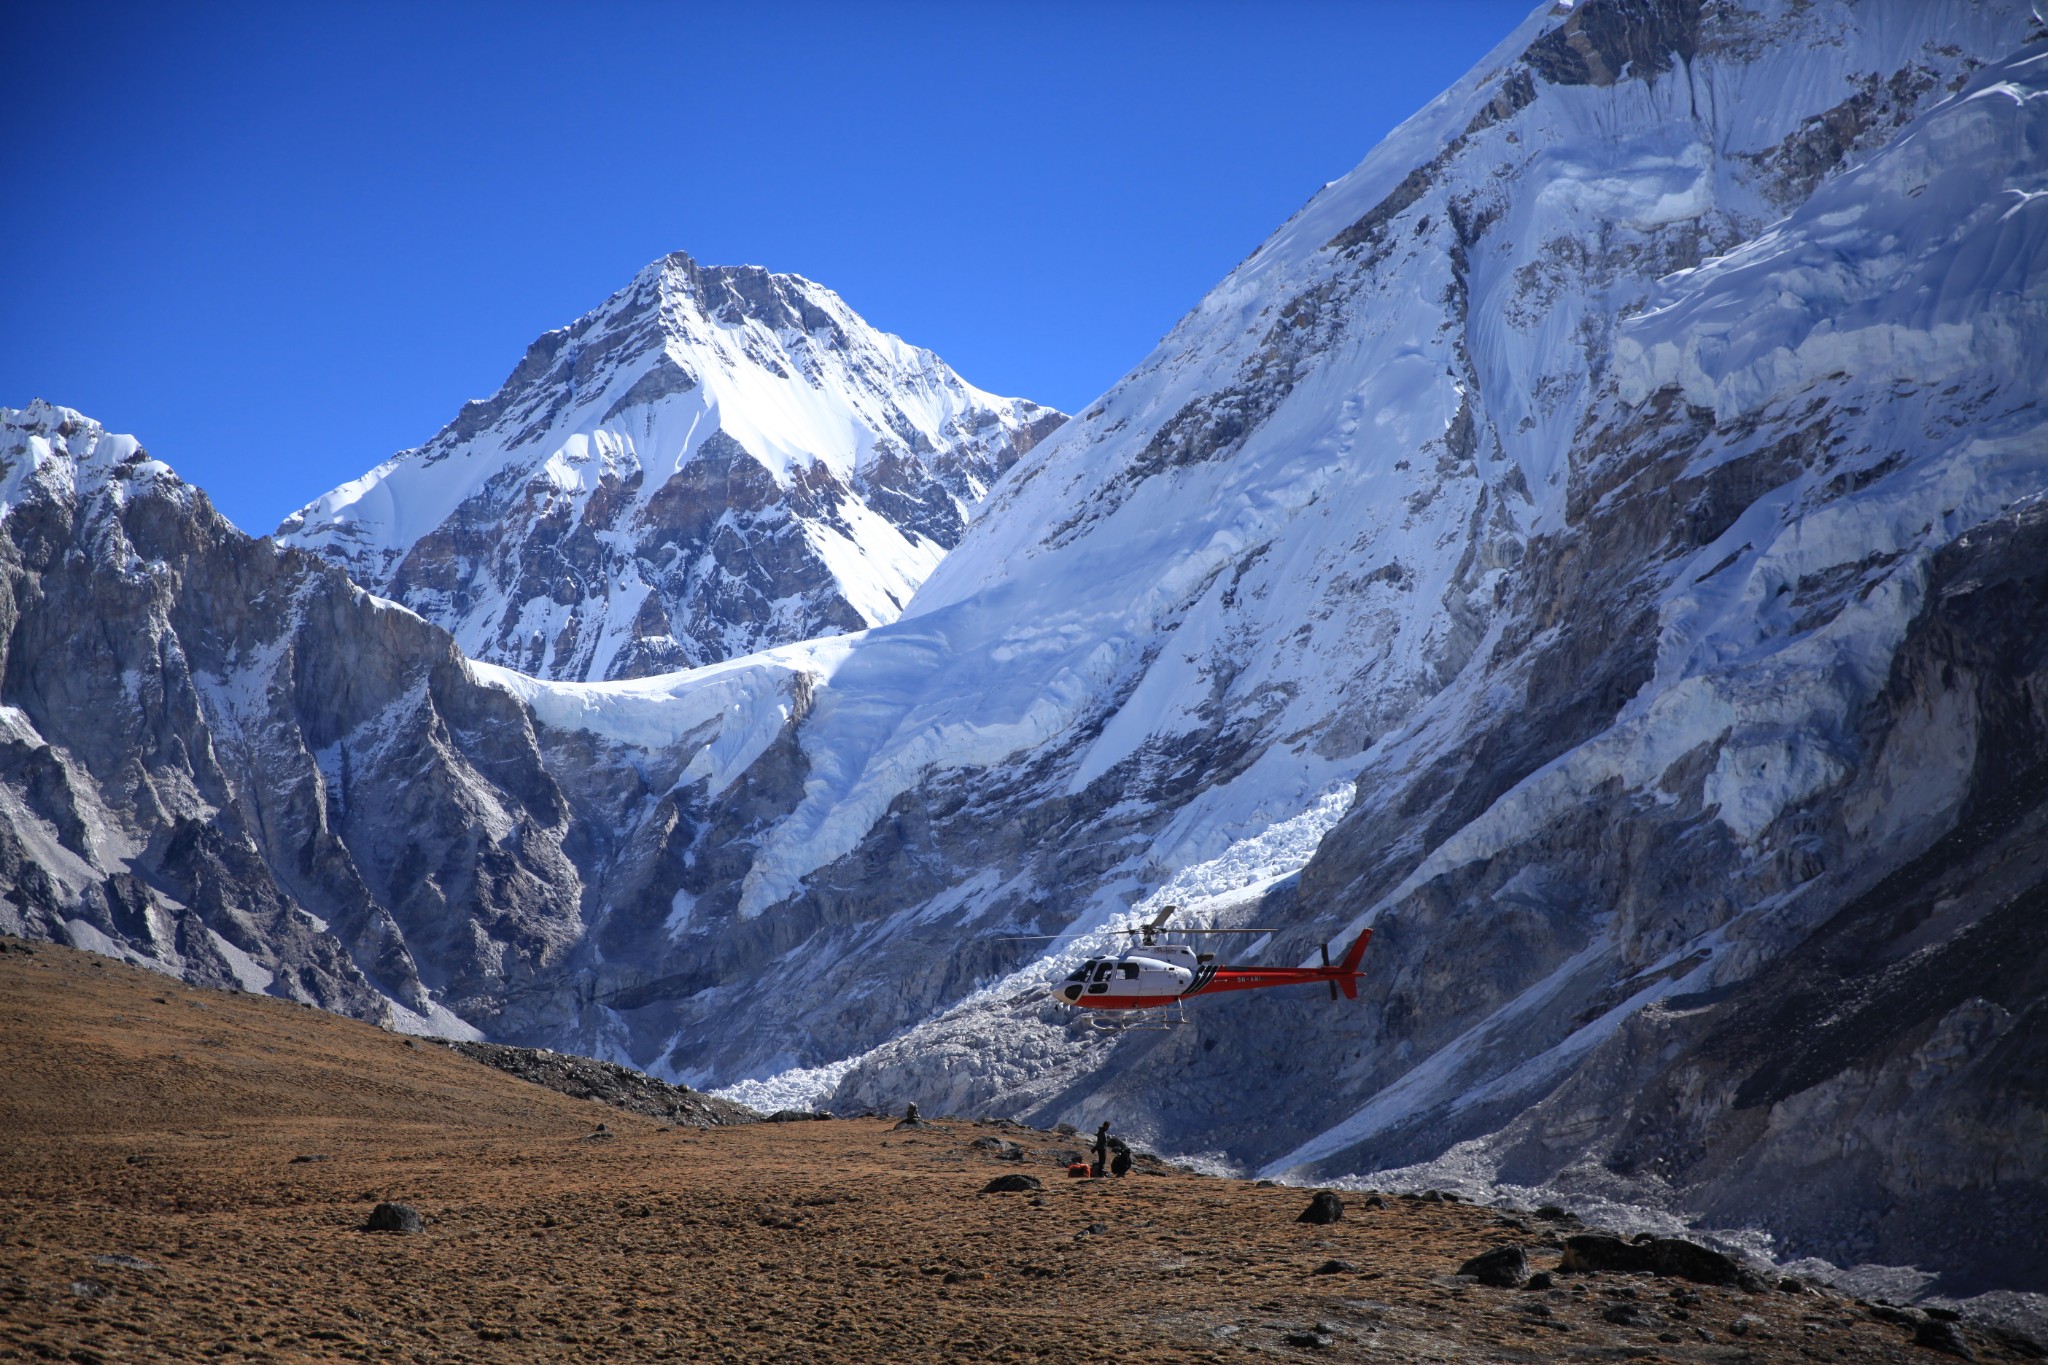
left=0, top=402, right=587, bottom=1030
left=445, top=1039, right=761, bottom=1127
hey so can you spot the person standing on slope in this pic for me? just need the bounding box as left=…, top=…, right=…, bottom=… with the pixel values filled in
left=1092, top=1121, right=1111, bottom=1178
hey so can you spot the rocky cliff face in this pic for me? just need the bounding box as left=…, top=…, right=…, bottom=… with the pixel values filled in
left=0, top=400, right=598, bottom=1034
left=277, top=254, right=1062, bottom=682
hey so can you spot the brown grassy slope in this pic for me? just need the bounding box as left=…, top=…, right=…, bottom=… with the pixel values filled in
left=0, top=936, right=2023, bottom=1363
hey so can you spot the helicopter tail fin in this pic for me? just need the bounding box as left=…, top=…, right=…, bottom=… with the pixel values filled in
left=1338, top=927, right=1373, bottom=976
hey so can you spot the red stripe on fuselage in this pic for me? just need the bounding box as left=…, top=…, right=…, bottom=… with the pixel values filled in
left=1079, top=969, right=1354, bottom=1010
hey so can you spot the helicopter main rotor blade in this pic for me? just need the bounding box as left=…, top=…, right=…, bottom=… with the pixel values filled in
left=1145, top=903, right=1178, bottom=931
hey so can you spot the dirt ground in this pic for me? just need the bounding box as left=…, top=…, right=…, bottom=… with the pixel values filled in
left=0, top=937, right=2028, bottom=1363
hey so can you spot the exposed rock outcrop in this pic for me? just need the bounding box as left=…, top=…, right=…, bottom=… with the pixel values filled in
left=0, top=400, right=585, bottom=1032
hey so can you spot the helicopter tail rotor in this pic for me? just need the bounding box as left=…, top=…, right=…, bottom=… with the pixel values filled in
left=1322, top=943, right=1337, bottom=1001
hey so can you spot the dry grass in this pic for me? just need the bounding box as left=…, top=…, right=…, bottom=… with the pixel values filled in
left=0, top=937, right=2014, bottom=1363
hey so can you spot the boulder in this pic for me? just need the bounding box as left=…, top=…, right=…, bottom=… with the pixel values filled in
left=979, top=1174, right=1043, bottom=1194
left=1915, top=1319, right=1977, bottom=1360
left=362, top=1202, right=423, bottom=1234
left=1297, top=1191, right=1345, bottom=1225
left=1457, top=1245, right=1528, bottom=1288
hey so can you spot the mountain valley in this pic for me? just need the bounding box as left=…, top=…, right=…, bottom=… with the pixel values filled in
left=4, top=0, right=2045, bottom=1320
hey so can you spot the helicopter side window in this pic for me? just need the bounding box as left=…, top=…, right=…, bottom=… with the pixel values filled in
left=1066, top=965, right=1091, bottom=983
left=1092, top=963, right=1114, bottom=983
left=1119, top=963, right=1140, bottom=981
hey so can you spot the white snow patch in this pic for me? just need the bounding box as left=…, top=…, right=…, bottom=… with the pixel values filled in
left=385, top=997, right=485, bottom=1041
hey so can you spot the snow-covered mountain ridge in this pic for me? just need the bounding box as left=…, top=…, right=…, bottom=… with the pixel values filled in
left=278, top=253, right=1062, bottom=681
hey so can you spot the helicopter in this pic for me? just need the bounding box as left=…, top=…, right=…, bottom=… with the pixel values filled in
left=1039, top=904, right=1372, bottom=1025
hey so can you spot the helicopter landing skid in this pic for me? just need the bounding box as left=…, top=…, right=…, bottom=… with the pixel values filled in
left=1086, top=1002, right=1188, bottom=1032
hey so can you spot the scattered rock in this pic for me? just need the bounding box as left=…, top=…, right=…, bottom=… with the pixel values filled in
left=362, top=1201, right=423, bottom=1234
left=1311, top=1259, right=1356, bottom=1276
left=1282, top=1329, right=1332, bottom=1349
left=1870, top=1302, right=1925, bottom=1327
left=580, top=1123, right=613, bottom=1143
left=1925, top=1306, right=1962, bottom=1322
left=91, top=1255, right=155, bottom=1272
left=124, top=1154, right=166, bottom=1167
left=1728, top=1314, right=1769, bottom=1339
left=970, top=1137, right=1021, bottom=1156
left=1559, top=1233, right=1757, bottom=1287
left=289, top=1154, right=331, bottom=1164
left=1526, top=1272, right=1554, bottom=1291
left=1601, top=1302, right=1664, bottom=1329
left=1914, top=1318, right=1976, bottom=1360
left=1457, top=1245, right=1528, bottom=1288
left=1360, top=1194, right=1387, bottom=1210
left=1777, top=1276, right=1805, bottom=1293
left=766, top=1110, right=830, bottom=1123
left=941, top=1270, right=987, bottom=1285
left=69, top=1279, right=107, bottom=1299
left=1296, top=1191, right=1344, bottom=1225
left=979, top=1174, right=1043, bottom=1194
left=1255, top=1179, right=1279, bottom=1188
left=1081, top=1222, right=1108, bottom=1236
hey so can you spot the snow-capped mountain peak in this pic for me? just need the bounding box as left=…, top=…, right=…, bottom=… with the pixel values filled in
left=278, top=250, right=1063, bottom=682
left=1, top=400, right=184, bottom=521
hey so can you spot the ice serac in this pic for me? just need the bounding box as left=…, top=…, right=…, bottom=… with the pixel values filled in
left=277, top=252, right=1063, bottom=682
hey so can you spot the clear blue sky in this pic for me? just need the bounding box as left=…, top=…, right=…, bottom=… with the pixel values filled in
left=5, top=1, right=1536, bottom=535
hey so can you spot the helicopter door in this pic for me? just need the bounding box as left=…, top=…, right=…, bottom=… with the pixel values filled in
left=1087, top=962, right=1114, bottom=994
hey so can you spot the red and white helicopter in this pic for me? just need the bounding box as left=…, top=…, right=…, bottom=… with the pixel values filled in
left=1042, top=904, right=1371, bottom=1025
